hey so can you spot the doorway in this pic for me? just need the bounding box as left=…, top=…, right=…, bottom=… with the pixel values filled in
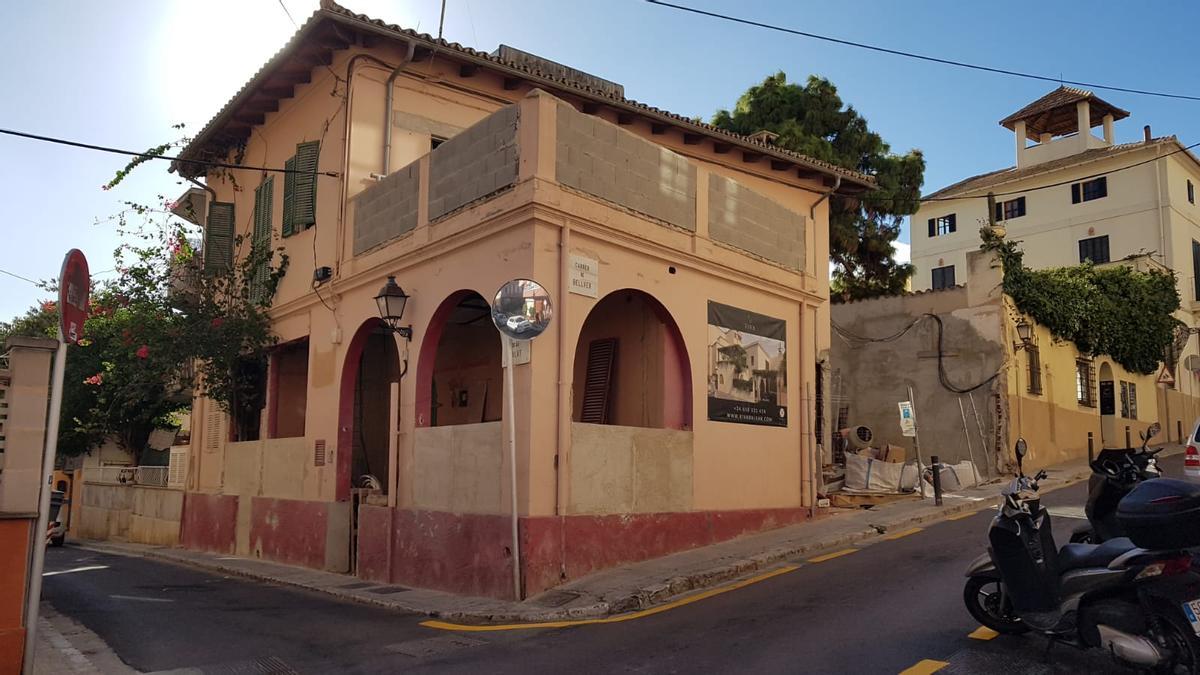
left=1099, top=362, right=1115, bottom=447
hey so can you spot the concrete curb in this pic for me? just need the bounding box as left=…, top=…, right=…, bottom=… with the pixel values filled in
left=72, top=460, right=1110, bottom=625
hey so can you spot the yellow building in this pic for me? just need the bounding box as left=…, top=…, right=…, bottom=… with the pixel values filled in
left=169, top=2, right=872, bottom=599
left=912, top=86, right=1200, bottom=446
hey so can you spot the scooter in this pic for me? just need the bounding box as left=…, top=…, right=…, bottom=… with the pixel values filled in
left=963, top=438, right=1200, bottom=671
left=1070, top=423, right=1165, bottom=544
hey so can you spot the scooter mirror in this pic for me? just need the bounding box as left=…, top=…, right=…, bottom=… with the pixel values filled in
left=1014, top=438, right=1028, bottom=469
left=1145, top=423, right=1161, bottom=440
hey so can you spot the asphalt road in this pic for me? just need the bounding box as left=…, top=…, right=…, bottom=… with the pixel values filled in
left=43, top=457, right=1188, bottom=675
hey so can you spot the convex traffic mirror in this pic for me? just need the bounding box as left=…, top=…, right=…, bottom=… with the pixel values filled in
left=492, top=279, right=553, bottom=341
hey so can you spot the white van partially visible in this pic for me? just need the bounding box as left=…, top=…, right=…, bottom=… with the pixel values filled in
left=1186, top=418, right=1200, bottom=480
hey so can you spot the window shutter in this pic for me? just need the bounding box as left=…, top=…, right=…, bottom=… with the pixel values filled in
left=994, top=201, right=1003, bottom=222
left=293, top=141, right=320, bottom=230
left=1017, top=196, right=1026, bottom=216
left=927, top=218, right=936, bottom=237
left=945, top=265, right=955, bottom=286
left=1071, top=183, right=1081, bottom=204
left=251, top=178, right=274, bottom=303
left=204, top=202, right=235, bottom=274
left=1192, top=241, right=1200, bottom=301
left=580, top=338, right=618, bottom=424
left=282, top=156, right=297, bottom=237
left=1097, top=176, right=1108, bottom=198
left=947, top=213, right=956, bottom=232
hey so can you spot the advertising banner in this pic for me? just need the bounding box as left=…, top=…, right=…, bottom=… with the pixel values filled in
left=707, top=301, right=787, bottom=426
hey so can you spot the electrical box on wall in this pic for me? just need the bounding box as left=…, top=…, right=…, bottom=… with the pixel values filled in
left=313, top=266, right=332, bottom=284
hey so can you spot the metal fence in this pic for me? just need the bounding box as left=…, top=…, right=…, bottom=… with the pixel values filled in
left=86, top=465, right=171, bottom=488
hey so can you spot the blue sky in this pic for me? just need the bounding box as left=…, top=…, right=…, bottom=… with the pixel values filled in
left=2, top=0, right=1198, bottom=320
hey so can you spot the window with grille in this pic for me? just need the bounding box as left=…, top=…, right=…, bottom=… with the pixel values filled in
left=1119, top=381, right=1138, bottom=419
left=1079, top=235, right=1110, bottom=264
left=1026, top=346, right=1042, bottom=395
left=1076, top=359, right=1096, bottom=407
left=1189, top=180, right=1195, bottom=204
left=995, top=196, right=1026, bottom=221
left=931, top=265, right=956, bottom=290
left=1071, top=176, right=1107, bottom=203
left=927, top=213, right=957, bottom=237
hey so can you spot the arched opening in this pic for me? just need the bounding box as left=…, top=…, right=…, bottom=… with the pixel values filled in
left=415, top=291, right=502, bottom=427
left=572, top=289, right=691, bottom=429
left=336, top=319, right=401, bottom=500
left=1098, top=361, right=1116, bottom=446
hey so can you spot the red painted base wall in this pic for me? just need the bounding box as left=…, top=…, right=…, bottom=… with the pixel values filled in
left=249, top=497, right=328, bottom=569
left=356, top=505, right=811, bottom=599
left=180, top=493, right=238, bottom=555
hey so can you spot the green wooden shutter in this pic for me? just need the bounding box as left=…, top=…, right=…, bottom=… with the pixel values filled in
left=251, top=178, right=273, bottom=303
left=282, top=156, right=297, bottom=237
left=293, top=141, right=320, bottom=230
left=204, top=202, right=235, bottom=274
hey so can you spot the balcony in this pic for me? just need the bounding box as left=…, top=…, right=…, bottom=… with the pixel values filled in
left=348, top=89, right=813, bottom=284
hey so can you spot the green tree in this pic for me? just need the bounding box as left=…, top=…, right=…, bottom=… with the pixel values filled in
left=712, top=73, right=924, bottom=301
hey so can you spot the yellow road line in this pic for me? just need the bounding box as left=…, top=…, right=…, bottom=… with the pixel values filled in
left=881, top=527, right=923, bottom=541
left=945, top=510, right=979, bottom=521
left=421, top=564, right=799, bottom=632
left=899, top=658, right=949, bottom=675
left=968, top=626, right=999, bottom=640
left=806, top=548, right=859, bottom=563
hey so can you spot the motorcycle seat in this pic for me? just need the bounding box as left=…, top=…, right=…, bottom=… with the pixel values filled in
left=1057, top=537, right=1136, bottom=572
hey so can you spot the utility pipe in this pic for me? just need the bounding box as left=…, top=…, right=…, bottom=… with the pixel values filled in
left=382, top=41, right=417, bottom=176
left=556, top=224, right=571, bottom=519
left=809, top=176, right=841, bottom=219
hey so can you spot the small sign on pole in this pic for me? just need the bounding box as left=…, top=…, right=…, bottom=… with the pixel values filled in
left=898, top=400, right=916, bottom=437
left=58, top=249, right=90, bottom=345
left=1157, top=365, right=1176, bottom=388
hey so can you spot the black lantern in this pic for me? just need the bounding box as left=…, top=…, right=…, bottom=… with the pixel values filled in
left=1014, top=319, right=1033, bottom=350
left=374, top=276, right=412, bottom=340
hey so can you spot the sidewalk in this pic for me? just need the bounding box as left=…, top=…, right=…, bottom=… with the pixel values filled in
left=75, top=448, right=1148, bottom=626
left=31, top=604, right=136, bottom=674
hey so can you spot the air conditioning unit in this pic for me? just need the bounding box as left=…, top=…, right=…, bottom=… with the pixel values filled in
left=1186, top=355, right=1200, bottom=373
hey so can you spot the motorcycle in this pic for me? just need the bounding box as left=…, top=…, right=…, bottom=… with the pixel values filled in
left=1071, top=423, right=1165, bottom=545
left=963, top=438, right=1200, bottom=672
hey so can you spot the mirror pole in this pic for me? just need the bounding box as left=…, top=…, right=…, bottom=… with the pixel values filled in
left=502, top=332, right=522, bottom=600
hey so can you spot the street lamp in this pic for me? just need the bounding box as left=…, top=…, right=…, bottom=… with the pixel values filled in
left=374, top=276, right=412, bottom=341
left=1014, top=319, right=1033, bottom=351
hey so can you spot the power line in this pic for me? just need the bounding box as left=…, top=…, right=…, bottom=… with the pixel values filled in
left=277, top=0, right=298, bottom=27
left=0, top=268, right=43, bottom=287
left=0, top=128, right=340, bottom=178
left=645, top=0, right=1200, bottom=103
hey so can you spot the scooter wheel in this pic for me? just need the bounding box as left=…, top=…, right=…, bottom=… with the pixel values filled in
left=1147, top=606, right=1200, bottom=674
left=963, top=575, right=1027, bottom=635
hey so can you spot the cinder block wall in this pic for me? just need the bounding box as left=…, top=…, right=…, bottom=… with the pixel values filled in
left=555, top=101, right=697, bottom=232
left=428, top=105, right=519, bottom=220
left=709, top=173, right=806, bottom=271
left=353, top=162, right=419, bottom=255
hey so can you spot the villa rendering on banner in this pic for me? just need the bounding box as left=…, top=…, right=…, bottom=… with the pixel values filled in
left=707, top=301, right=787, bottom=427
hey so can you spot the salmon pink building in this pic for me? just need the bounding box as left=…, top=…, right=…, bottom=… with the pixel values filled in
left=171, top=1, right=873, bottom=599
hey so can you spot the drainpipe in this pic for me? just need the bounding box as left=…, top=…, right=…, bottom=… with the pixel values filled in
left=186, top=176, right=217, bottom=203
left=382, top=41, right=417, bottom=176
left=556, top=225, right=571, bottom=520
left=810, top=176, right=841, bottom=220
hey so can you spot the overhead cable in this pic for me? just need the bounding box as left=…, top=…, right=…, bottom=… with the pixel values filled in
left=645, top=0, right=1200, bottom=103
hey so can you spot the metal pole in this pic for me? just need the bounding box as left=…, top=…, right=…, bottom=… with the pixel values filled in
left=1125, top=426, right=1131, bottom=449
left=502, top=333, right=521, bottom=600
left=968, top=392, right=993, bottom=477
left=1087, top=431, right=1095, bottom=463
left=806, top=383, right=818, bottom=515
left=908, top=385, right=926, bottom=498
left=23, top=334, right=68, bottom=673
left=437, top=0, right=448, bottom=40
left=931, top=454, right=944, bottom=506
left=957, top=397, right=980, bottom=487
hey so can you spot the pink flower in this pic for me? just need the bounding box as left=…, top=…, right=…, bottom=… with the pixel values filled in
left=84, top=374, right=103, bottom=386
left=41, top=301, right=57, bottom=313
left=210, top=318, right=224, bottom=328
left=136, top=345, right=150, bottom=359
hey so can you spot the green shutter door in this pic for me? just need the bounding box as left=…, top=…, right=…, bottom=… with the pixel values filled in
left=282, top=156, right=297, bottom=237
left=251, top=178, right=274, bottom=303
left=293, top=141, right=320, bottom=230
left=204, top=202, right=236, bottom=274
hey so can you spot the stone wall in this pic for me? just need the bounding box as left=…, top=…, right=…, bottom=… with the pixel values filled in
left=77, top=482, right=182, bottom=546
left=568, top=423, right=693, bottom=514
left=708, top=173, right=806, bottom=271
left=428, top=104, right=519, bottom=220
left=555, top=101, right=696, bottom=232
